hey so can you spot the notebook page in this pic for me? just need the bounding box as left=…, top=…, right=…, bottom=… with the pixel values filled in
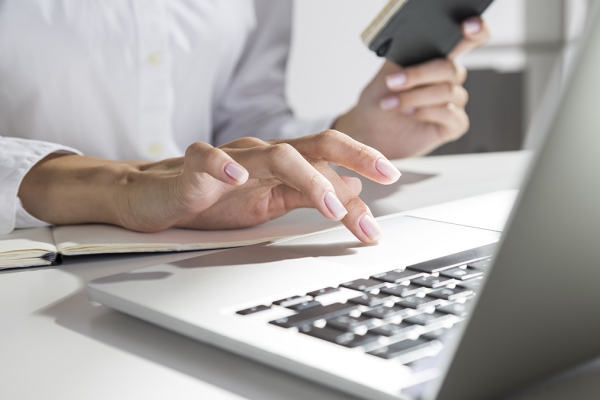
left=52, top=223, right=314, bottom=256
left=0, top=227, right=58, bottom=268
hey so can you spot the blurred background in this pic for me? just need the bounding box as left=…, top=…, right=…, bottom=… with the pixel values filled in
left=286, top=0, right=590, bottom=155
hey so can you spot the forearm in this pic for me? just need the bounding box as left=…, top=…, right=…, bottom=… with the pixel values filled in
left=18, top=154, right=134, bottom=226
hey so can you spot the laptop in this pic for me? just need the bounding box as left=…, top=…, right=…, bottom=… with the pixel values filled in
left=88, top=5, right=600, bottom=399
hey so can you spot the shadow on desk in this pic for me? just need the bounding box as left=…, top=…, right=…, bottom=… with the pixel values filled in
left=36, top=252, right=364, bottom=400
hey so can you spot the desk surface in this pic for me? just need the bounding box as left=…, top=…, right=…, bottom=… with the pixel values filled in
left=3, top=151, right=600, bottom=400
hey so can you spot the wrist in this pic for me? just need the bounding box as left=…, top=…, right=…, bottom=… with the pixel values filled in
left=18, top=154, right=137, bottom=227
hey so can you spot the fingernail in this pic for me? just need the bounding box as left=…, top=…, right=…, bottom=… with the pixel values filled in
left=359, top=214, right=383, bottom=241
left=224, top=162, right=249, bottom=183
left=379, top=96, right=400, bottom=111
left=463, top=18, right=481, bottom=35
left=324, top=191, right=348, bottom=220
left=402, top=107, right=417, bottom=115
left=376, top=158, right=401, bottom=182
left=386, top=72, right=407, bottom=90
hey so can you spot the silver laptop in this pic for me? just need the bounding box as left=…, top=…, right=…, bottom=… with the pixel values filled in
left=88, top=5, right=600, bottom=400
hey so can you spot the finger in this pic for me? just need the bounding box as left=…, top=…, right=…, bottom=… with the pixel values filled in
left=449, top=17, right=491, bottom=59
left=226, top=143, right=349, bottom=221
left=317, top=163, right=383, bottom=243
left=269, top=176, right=363, bottom=220
left=386, top=83, right=469, bottom=112
left=274, top=130, right=401, bottom=185
left=271, top=184, right=314, bottom=215
left=384, top=59, right=467, bottom=93
left=413, top=103, right=470, bottom=142
left=183, top=142, right=249, bottom=186
left=219, top=136, right=268, bottom=149
left=340, top=176, right=362, bottom=196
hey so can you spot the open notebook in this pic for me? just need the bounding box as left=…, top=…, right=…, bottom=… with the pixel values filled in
left=0, top=221, right=332, bottom=270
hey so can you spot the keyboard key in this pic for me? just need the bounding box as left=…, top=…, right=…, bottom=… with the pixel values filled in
left=307, top=287, right=339, bottom=297
left=327, top=315, right=376, bottom=333
left=340, top=279, right=387, bottom=292
left=371, top=269, right=426, bottom=283
left=369, top=322, right=419, bottom=337
left=301, top=325, right=379, bottom=348
left=404, top=311, right=453, bottom=326
left=348, top=293, right=393, bottom=307
left=236, top=305, right=271, bottom=315
left=407, top=243, right=497, bottom=273
left=273, top=295, right=313, bottom=307
left=396, top=296, right=442, bottom=310
left=440, top=267, right=484, bottom=281
left=458, top=277, right=485, bottom=291
left=363, top=305, right=411, bottom=320
left=429, top=287, right=473, bottom=301
left=421, top=328, right=448, bottom=340
left=437, top=302, right=470, bottom=317
left=269, top=303, right=358, bottom=328
left=287, top=300, right=321, bottom=312
left=468, top=258, right=493, bottom=270
left=368, top=338, right=442, bottom=361
left=411, top=275, right=456, bottom=288
left=382, top=284, right=429, bottom=298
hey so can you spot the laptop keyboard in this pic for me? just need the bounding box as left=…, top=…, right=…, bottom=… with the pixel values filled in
left=236, top=243, right=496, bottom=365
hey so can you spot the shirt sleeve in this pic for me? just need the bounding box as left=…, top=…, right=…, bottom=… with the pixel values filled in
left=212, top=0, right=337, bottom=146
left=0, top=137, right=82, bottom=234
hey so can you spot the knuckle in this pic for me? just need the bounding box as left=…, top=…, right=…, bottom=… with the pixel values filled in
left=355, top=143, right=377, bottom=165
left=185, top=142, right=212, bottom=158
left=307, top=171, right=331, bottom=194
left=344, top=196, right=368, bottom=214
left=204, top=147, right=223, bottom=164
left=317, top=129, right=344, bottom=144
left=234, top=136, right=266, bottom=147
left=442, top=83, right=454, bottom=98
left=268, top=142, right=296, bottom=161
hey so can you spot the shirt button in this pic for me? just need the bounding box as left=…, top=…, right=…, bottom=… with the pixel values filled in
left=147, top=143, right=163, bottom=156
left=146, top=53, right=162, bottom=66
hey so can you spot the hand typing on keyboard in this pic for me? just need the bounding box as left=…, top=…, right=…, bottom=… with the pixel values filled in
left=20, top=130, right=400, bottom=243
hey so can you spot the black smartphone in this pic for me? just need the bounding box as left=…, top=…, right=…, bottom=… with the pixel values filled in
left=361, top=0, right=494, bottom=67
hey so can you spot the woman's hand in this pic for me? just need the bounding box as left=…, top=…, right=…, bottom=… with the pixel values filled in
left=19, top=130, right=400, bottom=243
left=334, top=17, right=491, bottom=159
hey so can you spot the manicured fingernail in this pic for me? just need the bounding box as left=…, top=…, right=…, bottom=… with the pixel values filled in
left=359, top=214, right=383, bottom=241
left=463, top=18, right=482, bottom=35
left=386, top=72, right=407, bottom=90
left=376, top=158, right=401, bottom=182
left=402, top=107, right=417, bottom=115
left=224, top=162, right=249, bottom=183
left=380, top=96, right=400, bottom=111
left=324, top=191, right=348, bottom=220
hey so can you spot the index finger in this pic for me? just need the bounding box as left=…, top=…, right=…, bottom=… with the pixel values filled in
left=272, top=130, right=401, bottom=185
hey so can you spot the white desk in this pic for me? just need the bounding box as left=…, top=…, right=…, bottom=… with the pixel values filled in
left=4, top=151, right=600, bottom=400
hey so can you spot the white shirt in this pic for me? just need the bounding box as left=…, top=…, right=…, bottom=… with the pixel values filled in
left=0, top=0, right=334, bottom=234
